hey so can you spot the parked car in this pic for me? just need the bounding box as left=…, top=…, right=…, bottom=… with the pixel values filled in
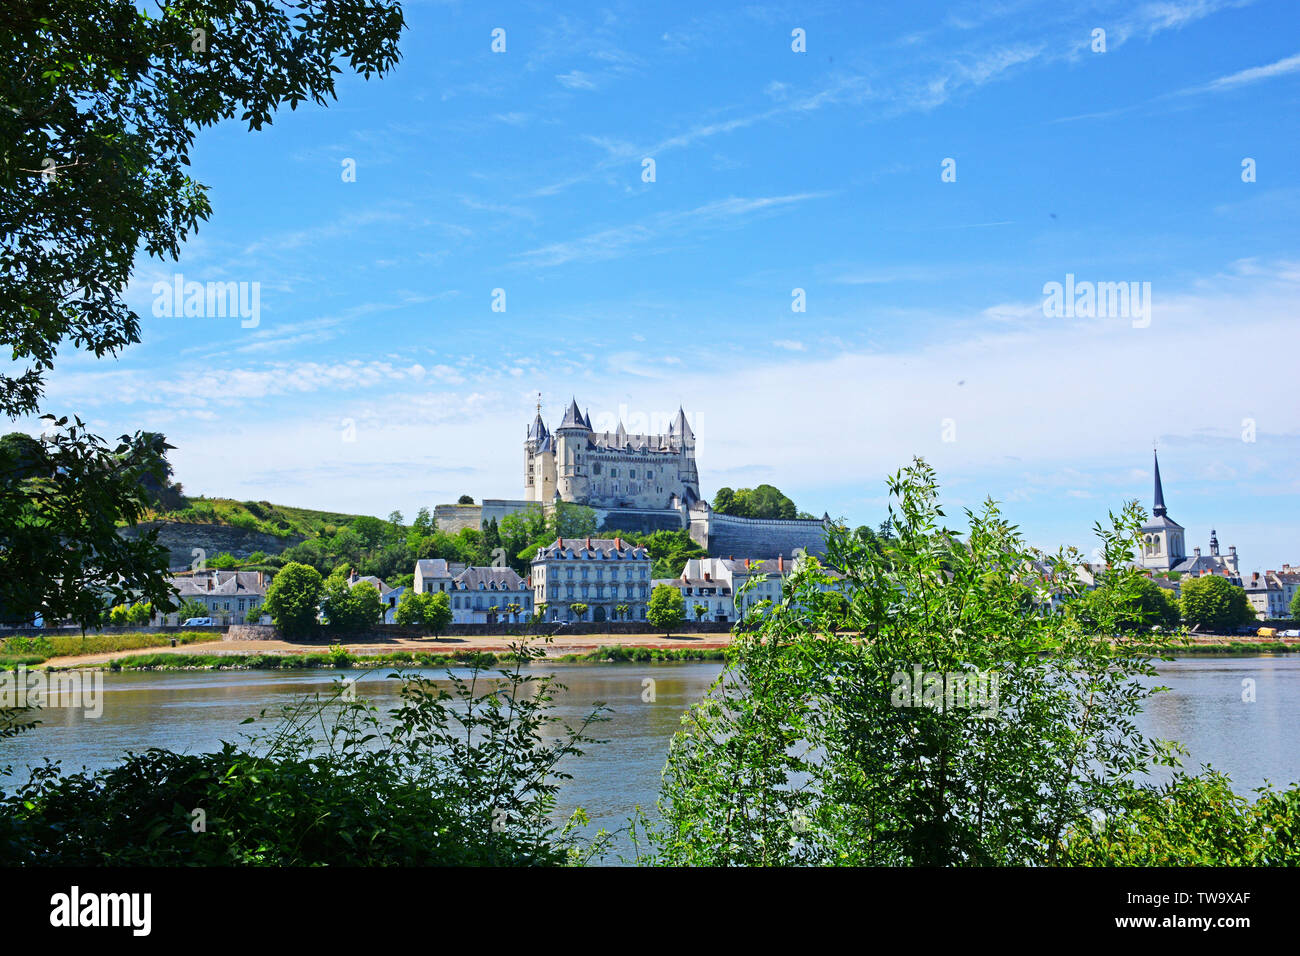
left=181, top=617, right=214, bottom=626
left=1256, top=627, right=1278, bottom=638
left=1280, top=629, right=1300, bottom=638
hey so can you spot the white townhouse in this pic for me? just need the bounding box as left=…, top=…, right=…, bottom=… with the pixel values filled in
left=1268, top=567, right=1300, bottom=617
left=651, top=575, right=734, bottom=622
left=673, top=553, right=845, bottom=621
left=448, top=566, right=532, bottom=624
left=531, top=537, right=652, bottom=623
left=1243, top=572, right=1288, bottom=620
left=162, top=569, right=269, bottom=625
left=414, top=558, right=458, bottom=595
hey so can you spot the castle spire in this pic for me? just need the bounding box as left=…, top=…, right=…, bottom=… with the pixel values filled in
left=559, top=397, right=586, bottom=429
left=673, top=405, right=693, bottom=440
left=1152, top=449, right=1167, bottom=517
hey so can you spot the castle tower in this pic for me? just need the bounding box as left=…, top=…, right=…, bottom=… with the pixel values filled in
left=524, top=395, right=557, bottom=503
left=1139, top=449, right=1185, bottom=571
left=669, top=406, right=700, bottom=504
left=554, top=396, right=592, bottom=503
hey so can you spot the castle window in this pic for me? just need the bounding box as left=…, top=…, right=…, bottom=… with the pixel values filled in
left=630, top=469, right=636, bottom=479
left=593, top=462, right=601, bottom=475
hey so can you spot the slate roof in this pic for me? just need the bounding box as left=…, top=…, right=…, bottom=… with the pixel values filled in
left=535, top=537, right=649, bottom=559
left=559, top=397, right=588, bottom=430
left=415, top=558, right=452, bottom=578
left=172, top=570, right=268, bottom=598
left=452, top=567, right=528, bottom=591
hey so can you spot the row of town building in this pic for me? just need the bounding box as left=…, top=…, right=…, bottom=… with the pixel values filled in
left=413, top=538, right=832, bottom=624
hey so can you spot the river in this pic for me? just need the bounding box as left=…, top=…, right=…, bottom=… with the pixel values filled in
left=3, top=656, right=1298, bottom=859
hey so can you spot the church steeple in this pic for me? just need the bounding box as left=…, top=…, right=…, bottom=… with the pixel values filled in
left=1152, top=449, right=1167, bottom=517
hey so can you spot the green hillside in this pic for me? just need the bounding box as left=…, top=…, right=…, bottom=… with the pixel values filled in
left=147, top=497, right=372, bottom=539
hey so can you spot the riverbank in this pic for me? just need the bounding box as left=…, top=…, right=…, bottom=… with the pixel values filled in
left=36, top=631, right=733, bottom=670
left=23, top=627, right=1299, bottom=671
left=0, top=631, right=222, bottom=668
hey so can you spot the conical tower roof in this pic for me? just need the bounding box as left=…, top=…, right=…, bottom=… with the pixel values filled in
left=558, top=397, right=587, bottom=429
left=672, top=406, right=693, bottom=439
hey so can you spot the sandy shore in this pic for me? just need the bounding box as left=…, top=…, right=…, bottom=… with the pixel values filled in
left=36, top=629, right=1297, bottom=670
left=41, top=632, right=733, bottom=668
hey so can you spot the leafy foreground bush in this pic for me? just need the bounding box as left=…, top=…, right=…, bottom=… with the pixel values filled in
left=631, top=458, right=1299, bottom=866
left=1061, top=770, right=1299, bottom=865
left=0, top=643, right=608, bottom=865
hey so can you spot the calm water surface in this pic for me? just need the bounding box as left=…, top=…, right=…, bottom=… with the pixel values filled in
left=4, top=657, right=1298, bottom=857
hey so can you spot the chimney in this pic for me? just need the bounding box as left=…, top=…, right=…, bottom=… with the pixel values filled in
left=778, top=554, right=784, bottom=573
left=586, top=536, right=592, bottom=551
left=615, top=536, right=622, bottom=550
left=257, top=571, right=264, bottom=589
left=206, top=576, right=212, bottom=591
left=703, top=572, right=711, bottom=582
left=745, top=558, right=750, bottom=570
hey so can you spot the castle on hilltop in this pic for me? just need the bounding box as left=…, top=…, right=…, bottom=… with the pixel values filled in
left=434, top=395, right=830, bottom=559
left=525, top=397, right=701, bottom=511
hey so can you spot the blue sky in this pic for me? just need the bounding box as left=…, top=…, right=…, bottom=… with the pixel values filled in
left=37, top=0, right=1300, bottom=571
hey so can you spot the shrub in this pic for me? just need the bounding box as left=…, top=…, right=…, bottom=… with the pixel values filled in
left=0, top=643, right=608, bottom=865
left=635, top=459, right=1184, bottom=866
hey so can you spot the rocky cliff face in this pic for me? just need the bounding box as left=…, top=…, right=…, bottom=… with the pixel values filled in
left=120, top=521, right=306, bottom=569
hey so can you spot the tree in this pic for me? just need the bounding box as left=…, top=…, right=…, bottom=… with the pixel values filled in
left=570, top=602, right=589, bottom=622
left=108, top=604, right=131, bottom=626
left=350, top=515, right=387, bottom=552
left=0, top=422, right=175, bottom=630
left=127, top=601, right=153, bottom=625
left=412, top=507, right=433, bottom=536
left=322, top=575, right=383, bottom=634
left=1069, top=576, right=1180, bottom=632
left=244, top=604, right=264, bottom=625
left=616, top=603, right=630, bottom=622
left=1180, top=575, right=1255, bottom=633
left=483, top=518, right=502, bottom=564
left=1291, top=587, right=1300, bottom=622
left=713, top=484, right=798, bottom=519
left=393, top=589, right=425, bottom=627
left=458, top=495, right=475, bottom=505
left=0, top=1, right=404, bottom=634
left=647, top=586, right=685, bottom=636
left=693, top=603, right=708, bottom=622
left=1, top=1, right=404, bottom=418
left=423, top=591, right=452, bottom=637
left=553, top=502, right=597, bottom=538
left=637, top=459, right=1184, bottom=866
left=177, top=598, right=209, bottom=622
left=263, top=562, right=323, bottom=638
left=500, top=504, right=550, bottom=574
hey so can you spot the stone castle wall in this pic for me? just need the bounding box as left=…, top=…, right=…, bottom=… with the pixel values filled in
left=433, top=504, right=482, bottom=533
left=595, top=507, right=688, bottom=535
left=694, top=512, right=829, bottom=559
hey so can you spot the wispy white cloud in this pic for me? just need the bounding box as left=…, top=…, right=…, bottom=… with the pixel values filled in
left=515, top=193, right=829, bottom=267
